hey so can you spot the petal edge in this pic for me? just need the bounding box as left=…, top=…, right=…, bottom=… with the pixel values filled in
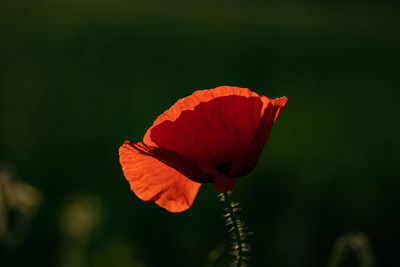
left=119, top=141, right=201, bottom=212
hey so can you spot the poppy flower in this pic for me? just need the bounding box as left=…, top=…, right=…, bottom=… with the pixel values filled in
left=119, top=86, right=287, bottom=212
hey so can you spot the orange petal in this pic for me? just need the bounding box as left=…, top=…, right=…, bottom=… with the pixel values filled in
left=129, top=141, right=214, bottom=184
left=119, top=141, right=201, bottom=213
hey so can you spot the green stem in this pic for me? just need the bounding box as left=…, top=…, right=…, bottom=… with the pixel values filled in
left=223, top=192, right=244, bottom=267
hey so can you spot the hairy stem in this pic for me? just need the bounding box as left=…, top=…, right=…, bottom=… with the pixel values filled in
left=220, top=192, right=248, bottom=267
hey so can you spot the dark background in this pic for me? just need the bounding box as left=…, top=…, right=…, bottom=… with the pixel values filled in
left=1, top=0, right=399, bottom=266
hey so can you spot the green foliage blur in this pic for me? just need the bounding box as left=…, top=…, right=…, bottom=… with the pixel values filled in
left=1, top=0, right=399, bottom=266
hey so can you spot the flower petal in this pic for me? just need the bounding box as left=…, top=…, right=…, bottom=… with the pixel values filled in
left=145, top=86, right=265, bottom=170
left=144, top=86, right=261, bottom=145
left=230, top=96, right=288, bottom=177
left=119, top=141, right=201, bottom=212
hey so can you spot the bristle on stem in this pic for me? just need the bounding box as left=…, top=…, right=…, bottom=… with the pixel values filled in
left=219, top=192, right=250, bottom=267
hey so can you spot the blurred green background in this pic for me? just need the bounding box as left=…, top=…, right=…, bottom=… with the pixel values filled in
left=1, top=0, right=399, bottom=266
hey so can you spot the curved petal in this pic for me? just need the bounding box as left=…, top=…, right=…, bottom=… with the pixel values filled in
left=146, top=86, right=266, bottom=170
left=119, top=141, right=201, bottom=213
left=230, top=96, right=287, bottom=177
left=143, top=86, right=261, bottom=146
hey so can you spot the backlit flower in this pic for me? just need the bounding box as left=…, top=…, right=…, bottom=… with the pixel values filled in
left=119, top=86, right=287, bottom=212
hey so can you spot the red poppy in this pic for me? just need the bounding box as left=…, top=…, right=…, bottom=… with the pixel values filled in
left=119, top=86, right=287, bottom=212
